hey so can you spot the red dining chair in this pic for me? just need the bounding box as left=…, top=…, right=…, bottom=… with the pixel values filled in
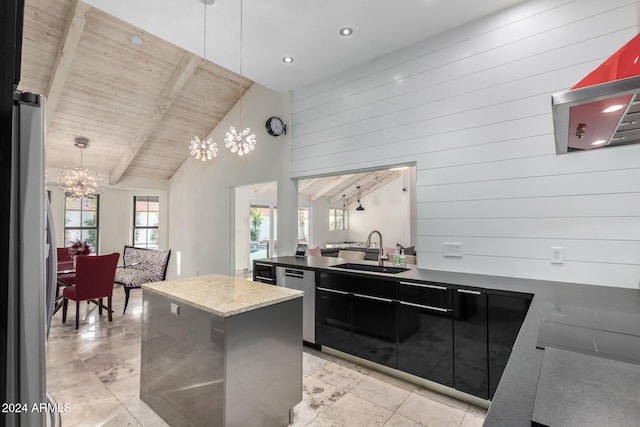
left=62, top=253, right=120, bottom=329
left=56, top=247, right=75, bottom=272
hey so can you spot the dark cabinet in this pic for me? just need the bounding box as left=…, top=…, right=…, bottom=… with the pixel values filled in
left=453, top=288, right=488, bottom=399
left=397, top=281, right=453, bottom=387
left=352, top=293, right=396, bottom=368
left=253, top=261, right=276, bottom=284
left=313, top=269, right=530, bottom=401
left=315, top=272, right=397, bottom=364
left=488, top=293, right=531, bottom=398
left=316, top=287, right=351, bottom=354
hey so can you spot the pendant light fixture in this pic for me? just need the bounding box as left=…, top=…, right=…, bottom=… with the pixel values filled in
left=58, top=137, right=104, bottom=199
left=224, top=0, right=256, bottom=156
left=355, top=185, right=365, bottom=211
left=189, top=0, right=218, bottom=162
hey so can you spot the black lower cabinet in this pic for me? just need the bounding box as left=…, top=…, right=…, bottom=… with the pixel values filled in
left=352, top=294, right=397, bottom=368
left=488, top=293, right=531, bottom=398
left=397, top=302, right=454, bottom=387
left=453, top=288, right=488, bottom=399
left=316, top=287, right=351, bottom=354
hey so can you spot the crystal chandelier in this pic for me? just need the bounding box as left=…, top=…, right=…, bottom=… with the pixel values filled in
left=189, top=0, right=218, bottom=162
left=58, top=137, right=103, bottom=199
left=225, top=0, right=256, bottom=156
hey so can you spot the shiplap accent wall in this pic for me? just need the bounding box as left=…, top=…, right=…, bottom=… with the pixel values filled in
left=290, top=0, right=640, bottom=288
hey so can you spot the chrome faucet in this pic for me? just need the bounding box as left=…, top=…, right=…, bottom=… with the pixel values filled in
left=365, top=230, right=384, bottom=266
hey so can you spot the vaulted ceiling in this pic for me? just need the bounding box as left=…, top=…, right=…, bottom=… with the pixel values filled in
left=20, top=0, right=251, bottom=184
left=19, top=0, right=525, bottom=185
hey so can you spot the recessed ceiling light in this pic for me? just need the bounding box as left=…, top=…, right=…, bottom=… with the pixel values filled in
left=130, top=35, right=143, bottom=45
left=339, top=27, right=353, bottom=37
left=282, top=56, right=294, bottom=64
left=591, top=140, right=607, bottom=146
left=602, top=104, right=625, bottom=113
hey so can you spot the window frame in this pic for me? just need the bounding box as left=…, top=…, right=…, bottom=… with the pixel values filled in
left=329, top=207, right=346, bottom=231
left=132, top=195, right=160, bottom=249
left=63, top=195, right=100, bottom=254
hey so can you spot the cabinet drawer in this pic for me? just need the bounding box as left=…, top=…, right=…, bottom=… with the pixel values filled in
left=398, top=281, right=452, bottom=309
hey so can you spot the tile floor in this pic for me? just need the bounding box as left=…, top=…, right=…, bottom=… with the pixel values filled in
left=47, top=287, right=487, bottom=426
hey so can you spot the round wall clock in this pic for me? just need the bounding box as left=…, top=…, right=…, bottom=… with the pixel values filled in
left=265, top=116, right=286, bottom=137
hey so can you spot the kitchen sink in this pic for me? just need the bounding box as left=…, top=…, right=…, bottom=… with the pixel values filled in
left=333, top=263, right=409, bottom=274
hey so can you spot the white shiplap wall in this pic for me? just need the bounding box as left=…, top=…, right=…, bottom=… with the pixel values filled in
left=290, top=0, right=640, bottom=288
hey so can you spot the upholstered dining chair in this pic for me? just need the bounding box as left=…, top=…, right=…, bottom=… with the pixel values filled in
left=62, top=253, right=119, bottom=329
left=56, top=247, right=75, bottom=272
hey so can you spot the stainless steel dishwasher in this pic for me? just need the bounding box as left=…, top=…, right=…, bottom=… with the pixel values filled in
left=276, top=267, right=316, bottom=344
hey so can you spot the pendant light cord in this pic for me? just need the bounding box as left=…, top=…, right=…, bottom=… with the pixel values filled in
left=203, top=0, right=207, bottom=137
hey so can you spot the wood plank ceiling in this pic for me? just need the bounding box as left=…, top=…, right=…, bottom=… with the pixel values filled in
left=19, top=0, right=253, bottom=184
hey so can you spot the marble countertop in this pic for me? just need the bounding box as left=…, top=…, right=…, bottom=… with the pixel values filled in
left=259, top=256, right=640, bottom=426
left=142, top=274, right=303, bottom=317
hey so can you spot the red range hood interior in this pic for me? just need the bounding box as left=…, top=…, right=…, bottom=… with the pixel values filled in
left=552, top=33, right=640, bottom=154
left=572, top=33, right=640, bottom=89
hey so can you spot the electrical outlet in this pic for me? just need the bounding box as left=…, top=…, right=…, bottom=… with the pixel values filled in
left=443, top=243, right=463, bottom=257
left=550, top=247, right=564, bottom=264
left=170, top=303, right=180, bottom=316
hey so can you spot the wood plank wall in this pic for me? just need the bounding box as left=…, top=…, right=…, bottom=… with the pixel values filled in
left=290, top=0, right=640, bottom=288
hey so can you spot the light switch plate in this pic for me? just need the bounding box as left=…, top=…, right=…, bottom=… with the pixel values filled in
left=443, top=243, right=463, bottom=257
left=550, top=247, right=564, bottom=264
left=170, top=303, right=180, bottom=316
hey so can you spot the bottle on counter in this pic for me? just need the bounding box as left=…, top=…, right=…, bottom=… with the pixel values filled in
left=399, top=249, right=406, bottom=268
left=393, top=247, right=400, bottom=267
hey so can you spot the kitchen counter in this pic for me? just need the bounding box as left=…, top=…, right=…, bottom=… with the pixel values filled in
left=141, top=274, right=303, bottom=426
left=258, top=256, right=640, bottom=426
left=142, top=273, right=302, bottom=317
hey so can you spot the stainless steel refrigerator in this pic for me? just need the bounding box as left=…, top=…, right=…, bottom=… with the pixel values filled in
left=4, top=92, right=60, bottom=427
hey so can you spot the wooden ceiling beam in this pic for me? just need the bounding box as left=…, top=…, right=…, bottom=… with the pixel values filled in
left=308, top=174, right=354, bottom=202
left=335, top=171, right=402, bottom=205
left=45, top=0, right=91, bottom=132
left=109, top=53, right=200, bottom=184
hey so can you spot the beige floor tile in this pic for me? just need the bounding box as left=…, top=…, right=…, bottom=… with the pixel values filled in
left=351, top=375, right=411, bottom=411
left=312, top=393, right=393, bottom=427
left=315, top=362, right=368, bottom=390
left=396, top=390, right=467, bottom=427
left=383, top=412, right=426, bottom=426
left=303, top=349, right=333, bottom=376
left=460, top=405, right=487, bottom=427
left=47, top=289, right=485, bottom=427
left=292, top=375, right=345, bottom=426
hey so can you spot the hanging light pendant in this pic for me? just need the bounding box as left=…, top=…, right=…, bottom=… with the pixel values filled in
left=58, top=137, right=104, bottom=199
left=190, top=135, right=218, bottom=161
left=224, top=127, right=255, bottom=156
left=189, top=0, right=218, bottom=162
left=225, top=0, right=256, bottom=156
left=355, top=185, right=365, bottom=211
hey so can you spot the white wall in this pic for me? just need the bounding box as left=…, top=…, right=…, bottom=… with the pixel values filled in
left=47, top=175, right=169, bottom=258
left=347, top=175, right=412, bottom=250
left=290, top=0, right=640, bottom=288
left=168, top=83, right=294, bottom=279
left=307, top=196, right=348, bottom=248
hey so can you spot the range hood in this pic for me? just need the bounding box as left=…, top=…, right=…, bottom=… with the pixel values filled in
left=552, top=33, right=640, bottom=154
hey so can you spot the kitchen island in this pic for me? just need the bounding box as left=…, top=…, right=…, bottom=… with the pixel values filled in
left=140, top=274, right=303, bottom=427
left=255, top=256, right=640, bottom=427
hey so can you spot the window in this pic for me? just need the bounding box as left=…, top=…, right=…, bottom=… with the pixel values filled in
left=64, top=196, right=99, bottom=254
left=298, top=207, right=310, bottom=243
left=329, top=208, right=346, bottom=231
left=133, top=196, right=159, bottom=249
